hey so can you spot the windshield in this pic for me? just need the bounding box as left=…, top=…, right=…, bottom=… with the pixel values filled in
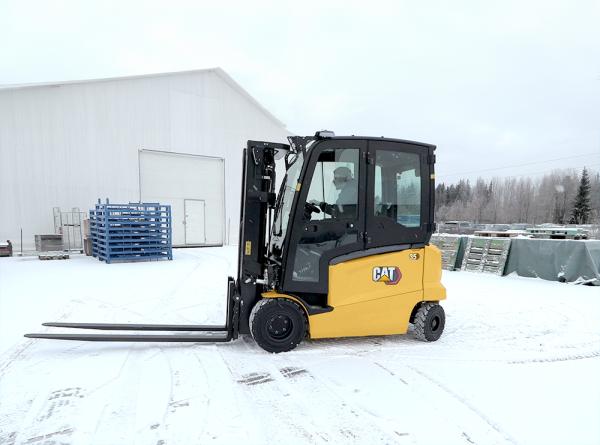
left=270, top=151, right=305, bottom=254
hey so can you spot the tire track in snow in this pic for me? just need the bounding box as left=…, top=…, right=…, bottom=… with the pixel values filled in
left=86, top=346, right=173, bottom=445
left=144, top=252, right=229, bottom=319
left=0, top=306, right=85, bottom=444
left=48, top=251, right=229, bottom=327
left=221, top=338, right=402, bottom=445
left=269, top=361, right=401, bottom=444
left=4, top=352, right=93, bottom=445
left=195, top=342, right=267, bottom=444
left=82, top=350, right=133, bottom=444
left=289, top=366, right=407, bottom=443
left=0, top=339, right=35, bottom=378
left=303, top=354, right=487, bottom=445
left=508, top=349, right=600, bottom=364
left=293, top=350, right=519, bottom=445
left=299, top=330, right=600, bottom=367
left=0, top=305, right=77, bottom=378
left=152, top=345, right=213, bottom=443
left=404, top=364, right=520, bottom=445
left=220, top=341, right=318, bottom=444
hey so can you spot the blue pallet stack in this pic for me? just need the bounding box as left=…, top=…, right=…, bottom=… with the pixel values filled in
left=90, top=200, right=173, bottom=263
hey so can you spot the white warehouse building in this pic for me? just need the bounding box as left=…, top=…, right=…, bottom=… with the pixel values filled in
left=0, top=68, right=290, bottom=250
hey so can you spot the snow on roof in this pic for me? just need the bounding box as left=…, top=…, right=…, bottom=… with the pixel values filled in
left=0, top=67, right=286, bottom=128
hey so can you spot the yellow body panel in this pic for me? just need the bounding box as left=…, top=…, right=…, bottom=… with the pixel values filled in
left=423, top=244, right=446, bottom=301
left=262, top=245, right=446, bottom=340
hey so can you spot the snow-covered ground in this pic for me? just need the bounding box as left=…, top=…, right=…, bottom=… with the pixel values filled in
left=0, top=247, right=599, bottom=445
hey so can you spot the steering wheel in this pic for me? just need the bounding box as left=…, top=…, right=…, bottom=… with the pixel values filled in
left=304, top=202, right=321, bottom=214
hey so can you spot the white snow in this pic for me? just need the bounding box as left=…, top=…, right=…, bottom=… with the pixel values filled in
left=1, top=247, right=599, bottom=445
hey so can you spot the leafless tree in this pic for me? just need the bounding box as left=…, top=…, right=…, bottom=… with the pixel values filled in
left=436, top=168, right=599, bottom=225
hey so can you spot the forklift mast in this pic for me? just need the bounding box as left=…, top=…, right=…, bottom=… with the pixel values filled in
left=236, top=140, right=288, bottom=333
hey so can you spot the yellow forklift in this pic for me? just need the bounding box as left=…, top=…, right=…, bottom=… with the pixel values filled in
left=26, top=131, right=446, bottom=353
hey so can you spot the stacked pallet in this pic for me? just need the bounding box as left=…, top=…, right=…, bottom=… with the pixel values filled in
left=90, top=201, right=172, bottom=263
left=39, top=252, right=69, bottom=260
left=473, top=230, right=526, bottom=238
left=461, top=237, right=511, bottom=275
left=526, top=227, right=588, bottom=240
left=430, top=235, right=465, bottom=270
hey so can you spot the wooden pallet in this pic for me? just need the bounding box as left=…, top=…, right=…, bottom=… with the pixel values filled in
left=473, top=230, right=523, bottom=238
left=38, top=252, right=70, bottom=260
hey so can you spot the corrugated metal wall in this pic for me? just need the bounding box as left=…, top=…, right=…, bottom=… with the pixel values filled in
left=0, top=69, right=290, bottom=250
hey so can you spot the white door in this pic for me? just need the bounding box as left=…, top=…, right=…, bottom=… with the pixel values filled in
left=139, top=150, right=224, bottom=246
left=184, top=199, right=206, bottom=244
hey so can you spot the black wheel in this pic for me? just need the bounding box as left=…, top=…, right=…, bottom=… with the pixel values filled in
left=413, top=302, right=445, bottom=342
left=249, top=299, right=307, bottom=353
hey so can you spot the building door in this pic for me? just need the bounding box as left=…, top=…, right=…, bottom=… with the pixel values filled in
left=184, top=199, right=206, bottom=244
left=139, top=150, right=224, bottom=246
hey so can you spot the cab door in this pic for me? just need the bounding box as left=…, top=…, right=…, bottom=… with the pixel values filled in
left=282, top=139, right=367, bottom=295
left=366, top=140, right=432, bottom=248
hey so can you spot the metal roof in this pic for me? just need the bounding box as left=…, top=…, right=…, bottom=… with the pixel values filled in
left=0, top=67, right=286, bottom=128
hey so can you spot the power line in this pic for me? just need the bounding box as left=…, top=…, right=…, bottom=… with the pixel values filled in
left=438, top=152, right=600, bottom=179
left=438, top=162, right=600, bottom=184
left=496, top=162, right=600, bottom=181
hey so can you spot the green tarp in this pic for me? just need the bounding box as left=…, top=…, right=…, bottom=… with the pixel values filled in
left=504, top=239, right=600, bottom=285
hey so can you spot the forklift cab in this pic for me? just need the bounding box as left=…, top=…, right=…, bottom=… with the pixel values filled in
left=270, top=135, right=436, bottom=294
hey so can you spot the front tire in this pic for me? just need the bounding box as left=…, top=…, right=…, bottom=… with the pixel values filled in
left=413, top=302, right=445, bottom=342
left=250, top=299, right=307, bottom=353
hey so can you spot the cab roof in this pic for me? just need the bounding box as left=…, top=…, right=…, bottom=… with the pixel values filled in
left=322, top=135, right=435, bottom=150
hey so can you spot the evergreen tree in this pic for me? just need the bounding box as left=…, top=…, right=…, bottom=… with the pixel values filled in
left=569, top=167, right=592, bottom=224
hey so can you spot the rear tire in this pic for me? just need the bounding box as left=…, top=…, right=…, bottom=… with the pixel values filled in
left=413, top=302, right=445, bottom=342
left=250, top=298, right=307, bottom=353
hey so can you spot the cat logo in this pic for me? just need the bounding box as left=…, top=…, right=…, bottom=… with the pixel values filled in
left=372, top=266, right=402, bottom=285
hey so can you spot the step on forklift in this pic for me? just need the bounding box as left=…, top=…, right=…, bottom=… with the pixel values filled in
left=26, top=132, right=446, bottom=353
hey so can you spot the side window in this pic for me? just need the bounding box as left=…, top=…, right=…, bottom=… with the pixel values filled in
left=305, top=148, right=359, bottom=221
left=374, top=151, right=421, bottom=228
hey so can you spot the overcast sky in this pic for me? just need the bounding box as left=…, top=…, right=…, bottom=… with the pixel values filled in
left=1, top=0, right=599, bottom=184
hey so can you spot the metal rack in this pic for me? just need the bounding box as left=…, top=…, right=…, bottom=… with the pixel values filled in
left=53, top=207, right=85, bottom=252
left=90, top=200, right=172, bottom=263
